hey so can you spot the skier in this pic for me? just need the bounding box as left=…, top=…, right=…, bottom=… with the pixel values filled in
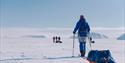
left=58, top=36, right=62, bottom=43
left=53, top=36, right=56, bottom=43
left=58, top=36, right=61, bottom=41
left=73, top=15, right=90, bottom=57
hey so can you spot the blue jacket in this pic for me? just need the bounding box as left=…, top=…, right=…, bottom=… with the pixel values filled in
left=73, top=20, right=90, bottom=37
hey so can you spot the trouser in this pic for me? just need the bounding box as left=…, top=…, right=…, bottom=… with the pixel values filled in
left=79, top=42, right=86, bottom=51
left=78, top=36, right=87, bottom=56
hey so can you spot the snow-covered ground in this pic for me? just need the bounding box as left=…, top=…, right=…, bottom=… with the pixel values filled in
left=0, top=27, right=125, bottom=63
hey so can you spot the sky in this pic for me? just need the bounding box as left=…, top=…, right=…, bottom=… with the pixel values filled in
left=0, top=0, right=124, bottom=28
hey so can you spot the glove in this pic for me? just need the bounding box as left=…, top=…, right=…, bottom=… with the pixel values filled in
left=73, top=31, right=76, bottom=34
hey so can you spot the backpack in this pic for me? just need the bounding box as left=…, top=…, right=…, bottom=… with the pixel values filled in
left=87, top=50, right=115, bottom=63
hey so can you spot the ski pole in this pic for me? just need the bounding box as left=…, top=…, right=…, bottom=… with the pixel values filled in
left=88, top=33, right=92, bottom=50
left=72, top=34, right=75, bottom=57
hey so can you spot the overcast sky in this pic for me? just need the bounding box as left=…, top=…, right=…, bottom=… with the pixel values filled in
left=0, top=0, right=124, bottom=28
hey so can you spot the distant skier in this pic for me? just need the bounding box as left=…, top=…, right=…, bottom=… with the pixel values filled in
left=55, top=36, right=62, bottom=43
left=58, top=36, right=62, bottom=43
left=53, top=36, right=56, bottom=43
left=58, top=36, right=61, bottom=41
left=73, top=15, right=90, bottom=57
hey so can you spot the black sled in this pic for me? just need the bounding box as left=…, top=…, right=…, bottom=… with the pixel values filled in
left=87, top=50, right=115, bottom=63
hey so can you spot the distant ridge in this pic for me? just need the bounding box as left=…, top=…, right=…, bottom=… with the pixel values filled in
left=90, top=32, right=108, bottom=39
left=117, top=33, right=125, bottom=40
left=70, top=32, right=108, bottom=39
left=23, top=35, right=46, bottom=38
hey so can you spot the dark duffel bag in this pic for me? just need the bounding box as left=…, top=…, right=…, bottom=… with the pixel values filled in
left=87, top=50, right=115, bottom=63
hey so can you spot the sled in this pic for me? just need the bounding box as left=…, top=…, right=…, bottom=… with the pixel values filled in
left=87, top=50, right=115, bottom=63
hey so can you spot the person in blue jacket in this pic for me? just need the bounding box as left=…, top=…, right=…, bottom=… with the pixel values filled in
left=73, top=15, right=90, bottom=57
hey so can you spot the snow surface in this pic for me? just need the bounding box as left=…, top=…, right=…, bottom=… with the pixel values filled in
left=0, top=27, right=125, bottom=63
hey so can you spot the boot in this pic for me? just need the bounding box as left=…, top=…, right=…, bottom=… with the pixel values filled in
left=80, top=51, right=85, bottom=57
